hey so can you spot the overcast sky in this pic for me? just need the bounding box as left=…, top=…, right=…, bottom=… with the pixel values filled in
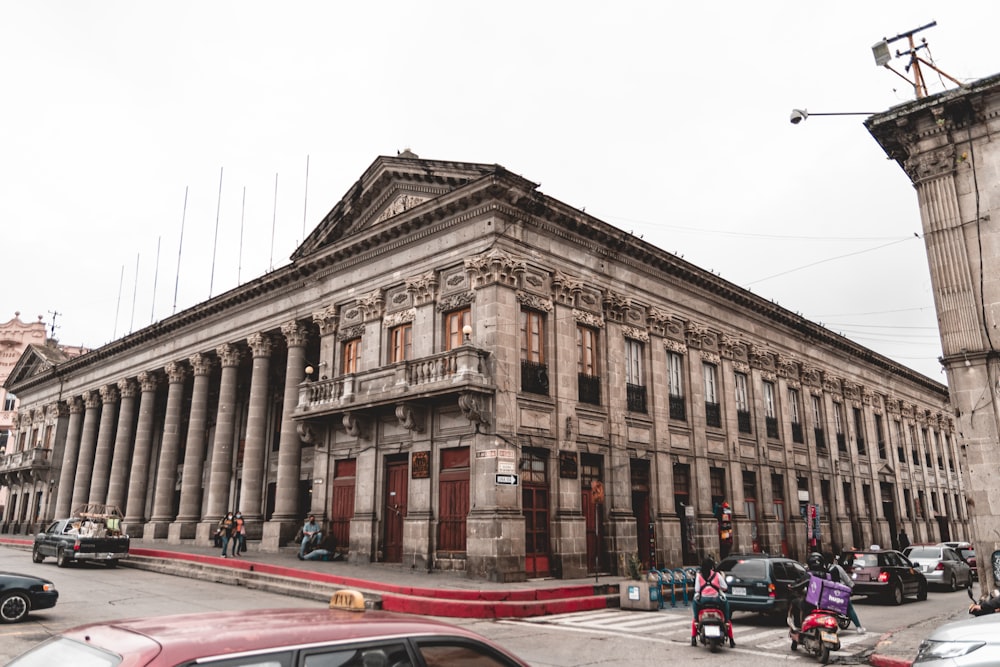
left=3, top=1, right=997, bottom=382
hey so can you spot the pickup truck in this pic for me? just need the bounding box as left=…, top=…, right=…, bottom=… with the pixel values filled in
left=31, top=506, right=129, bottom=568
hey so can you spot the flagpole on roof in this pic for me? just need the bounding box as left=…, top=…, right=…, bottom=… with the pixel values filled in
left=238, top=186, right=246, bottom=285
left=209, top=167, right=224, bottom=299
left=270, top=172, right=278, bottom=272
left=173, top=186, right=189, bottom=314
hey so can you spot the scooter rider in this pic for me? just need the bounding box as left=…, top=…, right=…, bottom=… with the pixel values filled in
left=789, top=552, right=831, bottom=629
left=691, top=556, right=736, bottom=648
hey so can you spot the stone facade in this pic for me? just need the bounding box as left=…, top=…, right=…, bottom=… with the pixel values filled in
left=2, top=153, right=966, bottom=581
left=868, top=71, right=1000, bottom=592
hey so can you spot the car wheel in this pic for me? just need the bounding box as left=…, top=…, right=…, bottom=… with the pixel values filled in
left=0, top=592, right=30, bottom=624
left=949, top=574, right=958, bottom=592
left=56, top=548, right=70, bottom=568
left=917, top=581, right=928, bottom=601
left=889, top=581, right=903, bottom=606
left=31, top=547, right=44, bottom=564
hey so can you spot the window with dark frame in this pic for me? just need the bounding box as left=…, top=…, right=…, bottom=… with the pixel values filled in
left=445, top=308, right=472, bottom=351
left=667, top=351, right=686, bottom=421
left=390, top=323, right=412, bottom=363
left=764, top=381, right=779, bottom=439
left=704, top=362, right=721, bottom=428
left=342, top=337, right=361, bottom=374
left=854, top=407, right=866, bottom=455
left=520, top=309, right=549, bottom=395
left=789, top=387, right=803, bottom=444
left=577, top=325, right=600, bottom=405
left=625, top=338, right=647, bottom=413
left=812, top=395, right=826, bottom=450
left=735, top=372, right=752, bottom=434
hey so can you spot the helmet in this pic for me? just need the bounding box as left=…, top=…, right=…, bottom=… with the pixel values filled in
left=807, top=552, right=825, bottom=573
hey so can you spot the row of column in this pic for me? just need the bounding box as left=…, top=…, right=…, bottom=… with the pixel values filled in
left=48, top=322, right=309, bottom=544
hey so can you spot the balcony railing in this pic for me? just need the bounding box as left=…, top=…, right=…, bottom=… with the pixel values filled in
left=0, top=447, right=52, bottom=473
left=626, top=383, right=647, bottom=413
left=294, top=346, right=491, bottom=417
left=578, top=373, right=601, bottom=405
left=669, top=395, right=686, bottom=421
left=737, top=410, right=752, bottom=434
left=765, top=416, right=779, bottom=439
left=815, top=427, right=826, bottom=450
left=520, top=360, right=550, bottom=396
left=791, top=422, right=804, bottom=444
left=705, top=402, right=721, bottom=428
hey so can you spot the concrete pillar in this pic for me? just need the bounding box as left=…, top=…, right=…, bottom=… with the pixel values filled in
left=53, top=397, right=83, bottom=518
left=106, top=378, right=138, bottom=511
left=124, top=371, right=159, bottom=535
left=263, top=321, right=307, bottom=548
left=70, top=391, right=102, bottom=511
left=172, top=352, right=215, bottom=540
left=239, top=333, right=272, bottom=536
left=146, top=361, right=188, bottom=538
left=200, top=343, right=242, bottom=541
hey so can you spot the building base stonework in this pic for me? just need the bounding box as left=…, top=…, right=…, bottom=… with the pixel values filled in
left=467, top=510, right=526, bottom=583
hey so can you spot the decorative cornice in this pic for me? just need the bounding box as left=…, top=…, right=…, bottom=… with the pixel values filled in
left=312, top=305, right=338, bottom=336
left=405, top=271, right=438, bottom=306
left=551, top=269, right=583, bottom=305
left=383, top=308, right=416, bottom=328
left=573, top=309, right=605, bottom=329
left=516, top=290, right=553, bottom=313
left=337, top=324, right=365, bottom=341
left=357, top=289, right=385, bottom=322
left=622, top=325, right=649, bottom=342
left=465, top=247, right=526, bottom=288
left=436, top=292, right=476, bottom=313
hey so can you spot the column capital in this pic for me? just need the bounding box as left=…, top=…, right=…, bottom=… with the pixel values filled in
left=47, top=402, right=70, bottom=419
left=217, top=342, right=242, bottom=367
left=117, top=377, right=139, bottom=399
left=165, top=361, right=189, bottom=384
left=99, top=384, right=120, bottom=404
left=247, top=332, right=273, bottom=357
left=281, top=320, right=309, bottom=348
left=84, top=390, right=102, bottom=410
left=66, top=396, right=84, bottom=414
left=312, top=305, right=338, bottom=336
left=189, top=352, right=215, bottom=376
left=137, top=370, right=160, bottom=392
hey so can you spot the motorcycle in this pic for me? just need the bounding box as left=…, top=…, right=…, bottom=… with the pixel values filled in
left=787, top=588, right=848, bottom=664
left=691, top=594, right=733, bottom=652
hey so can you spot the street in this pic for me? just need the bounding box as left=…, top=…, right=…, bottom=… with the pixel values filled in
left=0, top=545, right=972, bottom=665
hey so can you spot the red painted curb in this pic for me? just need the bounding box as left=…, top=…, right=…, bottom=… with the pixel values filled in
left=380, top=592, right=617, bottom=618
left=867, top=654, right=912, bottom=667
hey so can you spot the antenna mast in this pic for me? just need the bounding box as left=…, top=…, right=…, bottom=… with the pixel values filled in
left=47, top=309, right=62, bottom=339
left=872, top=21, right=962, bottom=99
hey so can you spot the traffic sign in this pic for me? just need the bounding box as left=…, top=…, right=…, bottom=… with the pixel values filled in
left=495, top=473, right=519, bottom=486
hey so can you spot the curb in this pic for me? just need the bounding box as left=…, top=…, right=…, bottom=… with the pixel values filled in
left=868, top=655, right=912, bottom=667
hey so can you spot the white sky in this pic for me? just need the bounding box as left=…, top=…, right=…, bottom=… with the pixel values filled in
left=3, top=1, right=997, bottom=382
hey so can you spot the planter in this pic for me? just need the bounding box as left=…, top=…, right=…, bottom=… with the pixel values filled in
left=619, top=576, right=661, bottom=611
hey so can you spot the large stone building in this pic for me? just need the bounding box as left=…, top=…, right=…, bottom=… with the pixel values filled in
left=868, top=71, right=1000, bottom=591
left=3, top=152, right=966, bottom=581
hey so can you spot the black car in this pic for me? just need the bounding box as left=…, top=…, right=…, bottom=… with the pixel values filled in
left=0, top=571, right=59, bottom=623
left=717, top=554, right=807, bottom=615
left=838, top=549, right=927, bottom=605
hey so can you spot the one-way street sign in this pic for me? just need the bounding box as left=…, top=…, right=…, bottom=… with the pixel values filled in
left=495, top=473, right=519, bottom=486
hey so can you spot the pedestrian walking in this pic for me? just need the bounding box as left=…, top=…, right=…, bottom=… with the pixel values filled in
left=218, top=511, right=235, bottom=558
left=231, top=511, right=246, bottom=557
left=897, top=529, right=910, bottom=552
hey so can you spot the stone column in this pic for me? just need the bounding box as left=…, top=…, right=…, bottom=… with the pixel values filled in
left=106, top=378, right=138, bottom=512
left=53, top=397, right=84, bottom=518
left=262, top=321, right=307, bottom=549
left=239, top=333, right=272, bottom=536
left=87, top=384, right=120, bottom=505
left=146, top=361, right=188, bottom=539
left=200, top=343, right=242, bottom=542
left=124, top=371, right=159, bottom=536
left=171, top=352, right=215, bottom=541
left=70, top=391, right=102, bottom=511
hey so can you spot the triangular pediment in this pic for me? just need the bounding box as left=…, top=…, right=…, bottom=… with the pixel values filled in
left=5, top=344, right=70, bottom=390
left=877, top=461, right=895, bottom=477
left=292, top=151, right=502, bottom=260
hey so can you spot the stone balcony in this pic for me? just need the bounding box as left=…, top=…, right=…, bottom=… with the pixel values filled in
left=293, top=345, right=493, bottom=421
left=0, top=446, right=53, bottom=474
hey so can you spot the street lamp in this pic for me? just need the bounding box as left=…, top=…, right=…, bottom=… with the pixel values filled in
left=789, top=109, right=880, bottom=125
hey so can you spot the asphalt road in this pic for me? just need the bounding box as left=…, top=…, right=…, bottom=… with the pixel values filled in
left=0, top=545, right=972, bottom=666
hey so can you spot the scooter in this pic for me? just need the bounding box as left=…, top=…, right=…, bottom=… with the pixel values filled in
left=788, top=599, right=846, bottom=664
left=691, top=595, right=733, bottom=652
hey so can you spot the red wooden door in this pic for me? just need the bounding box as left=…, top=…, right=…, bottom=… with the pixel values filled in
left=582, top=487, right=608, bottom=573
left=383, top=457, right=408, bottom=563
left=330, top=459, right=356, bottom=551
left=523, top=484, right=550, bottom=577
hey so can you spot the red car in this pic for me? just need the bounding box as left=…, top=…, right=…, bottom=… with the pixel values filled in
left=7, top=591, right=530, bottom=667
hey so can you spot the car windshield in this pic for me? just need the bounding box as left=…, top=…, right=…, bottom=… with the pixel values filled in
left=959, top=548, right=975, bottom=559
left=850, top=554, right=879, bottom=568
left=720, top=559, right=767, bottom=578
left=7, top=637, right=122, bottom=667
left=906, top=547, right=941, bottom=559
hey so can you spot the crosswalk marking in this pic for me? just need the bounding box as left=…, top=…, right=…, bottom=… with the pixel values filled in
left=507, top=608, right=875, bottom=659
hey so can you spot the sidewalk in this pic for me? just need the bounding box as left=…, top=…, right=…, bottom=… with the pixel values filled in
left=868, top=603, right=969, bottom=667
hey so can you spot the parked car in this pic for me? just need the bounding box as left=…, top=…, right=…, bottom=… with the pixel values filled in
left=913, top=611, right=1000, bottom=666
left=904, top=544, right=973, bottom=591
left=839, top=548, right=927, bottom=605
left=6, top=591, right=530, bottom=666
left=0, top=571, right=58, bottom=624
left=937, top=542, right=978, bottom=582
left=716, top=554, right=807, bottom=615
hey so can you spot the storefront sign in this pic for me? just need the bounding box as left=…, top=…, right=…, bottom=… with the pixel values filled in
left=411, top=451, right=430, bottom=479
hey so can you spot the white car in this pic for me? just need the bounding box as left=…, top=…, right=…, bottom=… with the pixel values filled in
left=904, top=545, right=973, bottom=591
left=915, top=612, right=1000, bottom=665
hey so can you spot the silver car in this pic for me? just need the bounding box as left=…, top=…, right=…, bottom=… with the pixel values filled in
left=914, top=613, right=1000, bottom=665
left=904, top=545, right=973, bottom=591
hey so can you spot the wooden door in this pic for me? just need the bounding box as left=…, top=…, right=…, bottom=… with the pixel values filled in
left=330, top=459, right=356, bottom=551
left=383, top=457, right=408, bottom=563
left=523, top=484, right=550, bottom=577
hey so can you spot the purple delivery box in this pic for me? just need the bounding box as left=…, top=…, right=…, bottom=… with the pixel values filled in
left=805, top=574, right=851, bottom=615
